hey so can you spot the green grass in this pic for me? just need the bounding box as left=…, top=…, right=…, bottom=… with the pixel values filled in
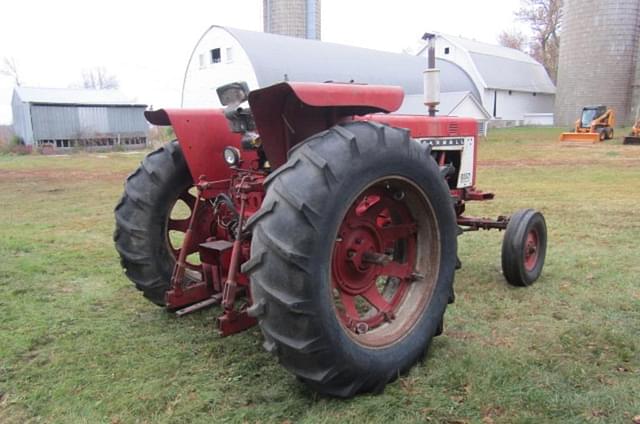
left=1, top=128, right=639, bottom=423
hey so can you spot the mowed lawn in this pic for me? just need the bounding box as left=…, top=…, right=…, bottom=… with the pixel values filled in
left=1, top=127, right=639, bottom=423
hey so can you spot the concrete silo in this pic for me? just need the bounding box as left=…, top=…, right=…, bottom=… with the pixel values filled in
left=555, top=0, right=640, bottom=126
left=263, top=0, right=321, bottom=40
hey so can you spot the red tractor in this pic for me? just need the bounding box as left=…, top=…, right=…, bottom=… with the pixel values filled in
left=115, top=77, right=547, bottom=397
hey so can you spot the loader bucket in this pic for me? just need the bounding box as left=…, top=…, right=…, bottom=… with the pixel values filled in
left=559, top=132, right=601, bottom=143
left=623, top=136, right=640, bottom=145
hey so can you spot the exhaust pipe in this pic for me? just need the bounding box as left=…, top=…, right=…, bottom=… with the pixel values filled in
left=422, top=32, right=440, bottom=117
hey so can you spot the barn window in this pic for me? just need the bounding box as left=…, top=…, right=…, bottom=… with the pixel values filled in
left=198, top=54, right=205, bottom=68
left=210, top=48, right=221, bottom=64
left=226, top=47, right=233, bottom=63
left=444, top=47, right=450, bottom=55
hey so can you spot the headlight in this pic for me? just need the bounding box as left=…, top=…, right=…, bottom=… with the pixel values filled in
left=223, top=146, right=241, bottom=166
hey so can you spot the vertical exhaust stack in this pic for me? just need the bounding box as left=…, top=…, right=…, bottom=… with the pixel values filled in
left=422, top=32, right=440, bottom=117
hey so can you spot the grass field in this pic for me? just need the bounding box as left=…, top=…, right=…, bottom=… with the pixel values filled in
left=1, top=127, right=639, bottom=423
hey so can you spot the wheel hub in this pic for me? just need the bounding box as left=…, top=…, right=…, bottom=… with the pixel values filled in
left=524, top=229, right=539, bottom=271
left=335, top=224, right=382, bottom=295
left=331, top=184, right=427, bottom=341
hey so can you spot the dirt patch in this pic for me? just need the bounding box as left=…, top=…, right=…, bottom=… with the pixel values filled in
left=482, top=158, right=640, bottom=168
left=0, top=169, right=127, bottom=182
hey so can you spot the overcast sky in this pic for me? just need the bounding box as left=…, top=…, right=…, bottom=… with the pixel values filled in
left=0, top=0, right=526, bottom=124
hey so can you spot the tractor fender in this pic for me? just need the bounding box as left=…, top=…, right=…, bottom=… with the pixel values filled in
left=248, top=82, right=404, bottom=168
left=145, top=108, right=251, bottom=183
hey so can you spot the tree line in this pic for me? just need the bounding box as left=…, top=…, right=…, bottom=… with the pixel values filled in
left=498, top=0, right=562, bottom=83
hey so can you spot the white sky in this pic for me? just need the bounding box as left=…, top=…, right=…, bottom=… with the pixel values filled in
left=0, top=0, right=526, bottom=124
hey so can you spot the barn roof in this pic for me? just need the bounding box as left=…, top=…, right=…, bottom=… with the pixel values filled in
left=420, top=33, right=556, bottom=94
left=220, top=26, right=481, bottom=100
left=13, top=87, right=146, bottom=107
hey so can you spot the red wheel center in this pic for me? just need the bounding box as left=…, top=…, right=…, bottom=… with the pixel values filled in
left=331, top=185, right=421, bottom=339
left=334, top=224, right=381, bottom=295
left=523, top=230, right=539, bottom=271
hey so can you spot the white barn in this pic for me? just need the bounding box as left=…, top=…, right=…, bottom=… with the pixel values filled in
left=397, top=91, right=491, bottom=134
left=417, top=33, right=556, bottom=122
left=181, top=26, right=492, bottom=132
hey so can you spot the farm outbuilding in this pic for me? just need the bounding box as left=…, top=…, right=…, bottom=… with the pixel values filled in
left=12, top=87, right=148, bottom=149
left=417, top=33, right=556, bottom=122
left=181, top=26, right=483, bottom=112
left=181, top=26, right=491, bottom=133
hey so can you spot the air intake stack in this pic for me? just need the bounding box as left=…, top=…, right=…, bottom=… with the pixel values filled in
left=422, top=32, right=440, bottom=117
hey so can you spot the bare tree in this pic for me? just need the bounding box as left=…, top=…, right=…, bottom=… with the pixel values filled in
left=516, top=0, right=563, bottom=82
left=498, top=30, right=528, bottom=51
left=82, top=67, right=119, bottom=89
left=1, top=57, right=21, bottom=86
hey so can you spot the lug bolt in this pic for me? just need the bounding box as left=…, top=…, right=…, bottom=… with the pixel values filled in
left=355, top=322, right=369, bottom=334
left=393, top=190, right=405, bottom=201
left=409, top=271, right=425, bottom=281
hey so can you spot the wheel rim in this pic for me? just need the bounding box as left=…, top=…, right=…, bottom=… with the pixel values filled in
left=523, top=228, right=539, bottom=272
left=331, top=178, right=440, bottom=347
left=166, top=187, right=214, bottom=273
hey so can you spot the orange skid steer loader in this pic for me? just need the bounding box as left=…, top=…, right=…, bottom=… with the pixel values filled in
left=560, top=105, right=615, bottom=143
left=623, top=118, right=640, bottom=145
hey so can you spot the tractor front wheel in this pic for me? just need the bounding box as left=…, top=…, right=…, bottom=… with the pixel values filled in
left=245, top=122, right=458, bottom=397
left=501, top=209, right=547, bottom=286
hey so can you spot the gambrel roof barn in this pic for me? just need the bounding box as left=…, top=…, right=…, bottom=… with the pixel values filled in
left=417, top=33, right=556, bottom=121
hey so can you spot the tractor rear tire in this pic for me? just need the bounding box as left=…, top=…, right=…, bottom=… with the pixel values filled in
left=501, top=209, right=547, bottom=286
left=244, top=122, right=458, bottom=397
left=114, top=141, right=192, bottom=305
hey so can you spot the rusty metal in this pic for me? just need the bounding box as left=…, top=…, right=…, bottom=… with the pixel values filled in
left=457, top=215, right=509, bottom=231
left=332, top=185, right=417, bottom=337
left=221, top=182, right=247, bottom=310
left=168, top=184, right=204, bottom=300
left=523, top=229, right=540, bottom=271
left=175, top=294, right=223, bottom=317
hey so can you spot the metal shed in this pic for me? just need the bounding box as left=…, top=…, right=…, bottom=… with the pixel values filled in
left=181, top=26, right=481, bottom=108
left=12, top=87, right=148, bottom=149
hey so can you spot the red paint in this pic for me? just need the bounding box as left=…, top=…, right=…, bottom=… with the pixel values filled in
left=524, top=229, right=540, bottom=271
left=331, top=187, right=416, bottom=332
left=144, top=82, right=519, bottom=338
left=248, top=82, right=404, bottom=168
left=366, top=114, right=478, bottom=186
left=144, top=109, right=258, bottom=183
